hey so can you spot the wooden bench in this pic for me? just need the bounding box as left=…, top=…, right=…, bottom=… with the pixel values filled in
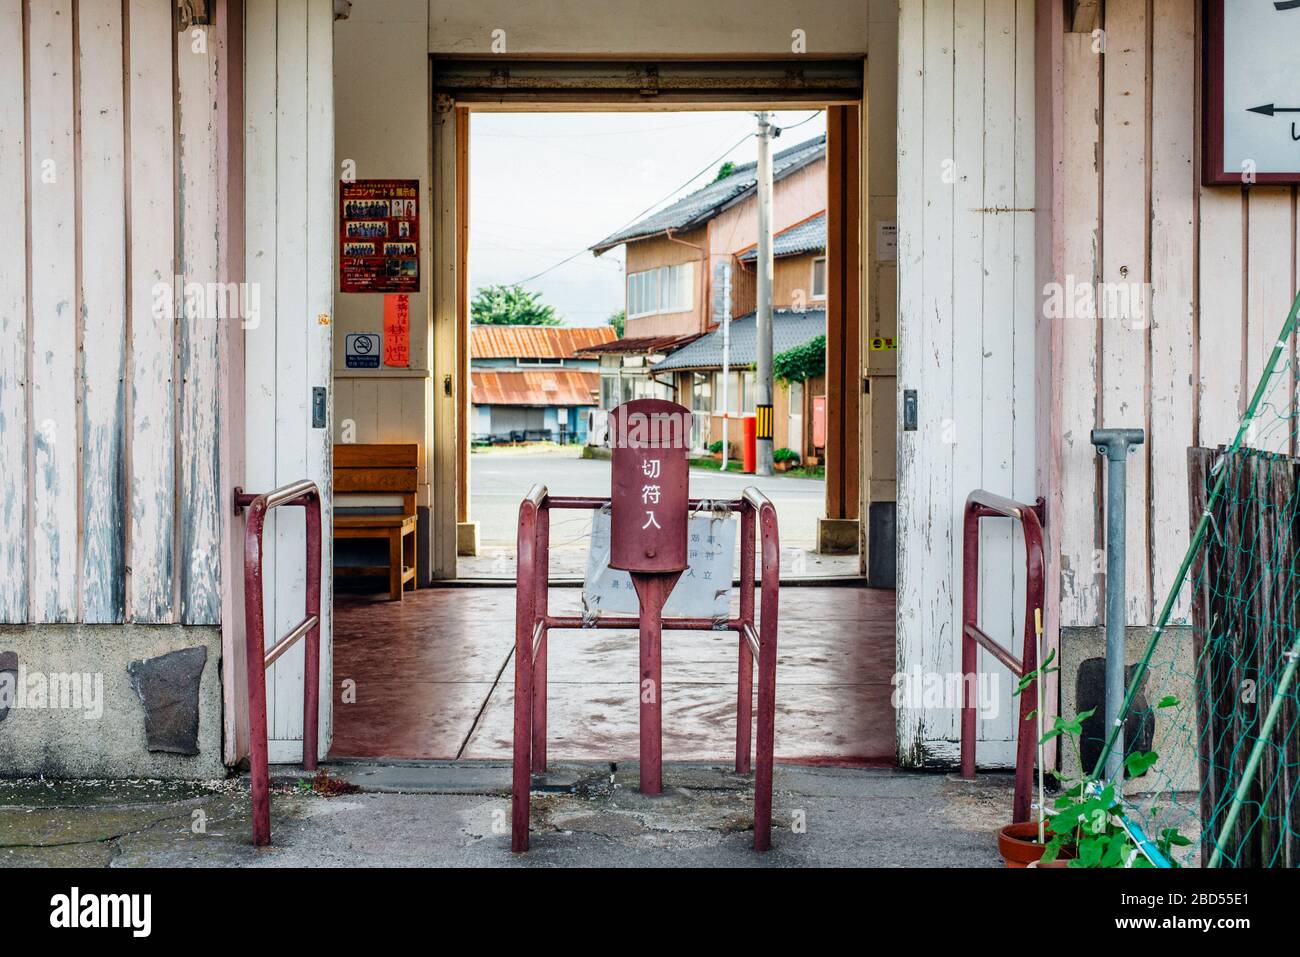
left=333, top=443, right=418, bottom=600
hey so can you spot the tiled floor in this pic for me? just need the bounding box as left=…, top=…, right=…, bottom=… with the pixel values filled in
left=330, top=584, right=896, bottom=764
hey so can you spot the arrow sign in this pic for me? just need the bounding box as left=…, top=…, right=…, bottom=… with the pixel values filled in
left=1249, top=104, right=1300, bottom=117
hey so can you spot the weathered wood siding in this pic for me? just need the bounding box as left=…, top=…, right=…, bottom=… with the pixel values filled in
left=1057, top=0, right=1300, bottom=629
left=897, top=0, right=1038, bottom=766
left=245, top=0, right=335, bottom=761
left=0, top=0, right=228, bottom=626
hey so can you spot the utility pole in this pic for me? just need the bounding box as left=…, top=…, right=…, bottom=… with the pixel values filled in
left=754, top=110, right=775, bottom=476
left=719, top=264, right=732, bottom=470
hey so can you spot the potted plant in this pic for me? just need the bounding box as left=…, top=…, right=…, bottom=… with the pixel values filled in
left=772, top=447, right=799, bottom=472
left=998, top=631, right=1189, bottom=868
left=707, top=439, right=724, bottom=461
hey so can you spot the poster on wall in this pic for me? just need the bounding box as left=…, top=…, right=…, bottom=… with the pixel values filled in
left=339, top=179, right=420, bottom=292
left=1204, top=1, right=1300, bottom=185
left=383, top=294, right=410, bottom=367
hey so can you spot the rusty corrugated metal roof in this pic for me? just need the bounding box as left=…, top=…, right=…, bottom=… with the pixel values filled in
left=471, top=370, right=601, bottom=407
left=575, top=333, right=704, bottom=356
left=470, top=324, right=616, bottom=360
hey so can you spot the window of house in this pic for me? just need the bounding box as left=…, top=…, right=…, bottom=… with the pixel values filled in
left=600, top=372, right=619, bottom=410
left=690, top=371, right=712, bottom=412
left=811, top=256, right=827, bottom=300
left=518, top=356, right=563, bottom=368
left=627, top=262, right=693, bottom=318
left=741, top=370, right=757, bottom=414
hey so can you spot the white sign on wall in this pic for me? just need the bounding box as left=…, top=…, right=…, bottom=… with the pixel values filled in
left=583, top=508, right=736, bottom=619
left=1206, top=1, right=1300, bottom=185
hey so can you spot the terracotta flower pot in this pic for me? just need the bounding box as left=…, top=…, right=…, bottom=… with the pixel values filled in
left=997, top=821, right=1074, bottom=868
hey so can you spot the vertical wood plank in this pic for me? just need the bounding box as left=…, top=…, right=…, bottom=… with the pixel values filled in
left=1059, top=34, right=1101, bottom=627
left=177, top=13, right=222, bottom=625
left=1245, top=189, right=1293, bottom=453
left=953, top=0, right=990, bottom=741
left=28, top=0, right=78, bottom=623
left=243, top=0, right=279, bottom=736
left=920, top=0, right=956, bottom=747
left=1148, top=0, right=1195, bottom=618
left=1198, top=189, right=1245, bottom=448
left=0, top=0, right=27, bottom=622
left=305, top=0, right=334, bottom=756
left=894, top=0, right=926, bottom=761
left=78, top=0, right=127, bottom=622
left=127, top=0, right=177, bottom=623
left=272, top=0, right=309, bottom=743
left=1099, top=0, right=1150, bottom=624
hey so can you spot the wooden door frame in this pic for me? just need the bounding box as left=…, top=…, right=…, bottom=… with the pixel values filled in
left=431, top=64, right=869, bottom=581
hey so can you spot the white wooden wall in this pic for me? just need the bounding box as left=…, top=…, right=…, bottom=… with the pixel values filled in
left=897, top=0, right=1038, bottom=766
left=0, top=0, right=224, bottom=626
left=245, top=0, right=335, bottom=762
left=1057, top=0, right=1300, bottom=629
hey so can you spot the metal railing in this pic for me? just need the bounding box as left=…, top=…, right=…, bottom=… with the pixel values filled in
left=234, top=479, right=323, bottom=846
left=959, top=490, right=1046, bottom=824
left=511, top=485, right=780, bottom=852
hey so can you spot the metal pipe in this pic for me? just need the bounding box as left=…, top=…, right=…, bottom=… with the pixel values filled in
left=754, top=110, right=775, bottom=476
left=1090, top=427, right=1144, bottom=792
left=262, top=615, right=319, bottom=669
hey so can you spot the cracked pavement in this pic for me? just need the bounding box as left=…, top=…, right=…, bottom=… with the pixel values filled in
left=0, top=762, right=1015, bottom=867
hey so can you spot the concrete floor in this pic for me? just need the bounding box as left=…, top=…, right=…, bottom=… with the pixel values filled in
left=331, top=584, right=895, bottom=763
left=0, top=764, right=1016, bottom=867
left=458, top=447, right=860, bottom=579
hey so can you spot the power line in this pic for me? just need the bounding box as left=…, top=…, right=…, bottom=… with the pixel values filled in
left=503, top=129, right=755, bottom=287
left=772, top=110, right=822, bottom=135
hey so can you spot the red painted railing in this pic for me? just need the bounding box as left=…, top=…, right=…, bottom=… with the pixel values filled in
left=960, top=490, right=1046, bottom=824
left=234, top=480, right=322, bottom=846
left=512, top=486, right=780, bottom=852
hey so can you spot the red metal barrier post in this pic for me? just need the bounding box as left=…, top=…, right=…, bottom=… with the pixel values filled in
left=609, top=399, right=690, bottom=795
left=510, top=402, right=780, bottom=853
left=959, top=490, right=1046, bottom=824
left=235, top=480, right=322, bottom=847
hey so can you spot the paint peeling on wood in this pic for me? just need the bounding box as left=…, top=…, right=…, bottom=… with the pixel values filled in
left=0, top=0, right=28, bottom=623
left=128, top=0, right=179, bottom=624
left=177, top=18, right=223, bottom=626
left=28, top=4, right=78, bottom=624
left=79, top=0, right=128, bottom=623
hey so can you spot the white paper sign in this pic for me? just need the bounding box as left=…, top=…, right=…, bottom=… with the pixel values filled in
left=583, top=508, right=736, bottom=619
left=876, top=221, right=897, bottom=263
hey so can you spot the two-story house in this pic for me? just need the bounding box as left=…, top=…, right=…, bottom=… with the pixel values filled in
left=653, top=210, right=828, bottom=459
left=583, top=133, right=827, bottom=445
left=469, top=325, right=615, bottom=444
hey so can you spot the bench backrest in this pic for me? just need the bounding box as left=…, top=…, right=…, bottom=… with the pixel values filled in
left=334, top=443, right=418, bottom=517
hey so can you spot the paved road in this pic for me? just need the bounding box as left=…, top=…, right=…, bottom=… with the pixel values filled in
left=468, top=448, right=827, bottom=547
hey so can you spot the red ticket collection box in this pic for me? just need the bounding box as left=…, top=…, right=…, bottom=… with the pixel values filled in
left=511, top=399, right=781, bottom=852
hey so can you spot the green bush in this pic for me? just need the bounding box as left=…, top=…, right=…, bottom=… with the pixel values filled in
left=707, top=439, right=724, bottom=454
left=773, top=447, right=799, bottom=464
left=774, top=334, right=826, bottom=384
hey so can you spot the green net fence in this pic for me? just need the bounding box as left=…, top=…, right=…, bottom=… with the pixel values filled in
left=1091, top=292, right=1300, bottom=868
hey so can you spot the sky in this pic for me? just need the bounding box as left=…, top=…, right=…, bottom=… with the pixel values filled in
left=468, top=109, right=827, bottom=328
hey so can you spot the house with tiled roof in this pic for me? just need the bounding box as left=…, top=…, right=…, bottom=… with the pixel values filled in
left=469, top=325, right=615, bottom=444
left=655, top=209, right=829, bottom=460
left=586, top=134, right=827, bottom=450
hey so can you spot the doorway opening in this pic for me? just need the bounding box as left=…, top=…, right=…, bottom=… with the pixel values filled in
left=456, top=109, right=858, bottom=583
left=328, top=71, right=895, bottom=765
